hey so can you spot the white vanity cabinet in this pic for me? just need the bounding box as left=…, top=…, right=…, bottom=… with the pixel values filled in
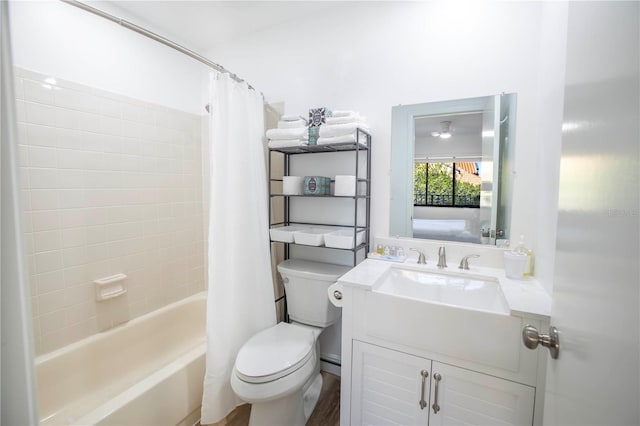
left=338, top=259, right=552, bottom=426
left=351, top=340, right=535, bottom=426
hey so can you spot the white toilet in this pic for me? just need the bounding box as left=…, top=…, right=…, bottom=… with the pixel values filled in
left=230, top=259, right=350, bottom=426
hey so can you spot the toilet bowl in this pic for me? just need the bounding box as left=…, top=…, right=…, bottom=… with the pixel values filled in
left=230, top=259, right=351, bottom=426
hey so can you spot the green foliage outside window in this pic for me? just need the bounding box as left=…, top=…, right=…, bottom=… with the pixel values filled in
left=414, top=162, right=480, bottom=207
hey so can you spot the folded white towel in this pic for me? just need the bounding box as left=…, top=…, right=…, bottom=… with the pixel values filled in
left=319, top=122, right=369, bottom=138
left=331, top=110, right=356, bottom=118
left=268, top=139, right=308, bottom=149
left=278, top=119, right=307, bottom=129
left=317, top=133, right=366, bottom=145
left=280, top=115, right=305, bottom=122
left=325, top=115, right=366, bottom=125
left=266, top=127, right=309, bottom=140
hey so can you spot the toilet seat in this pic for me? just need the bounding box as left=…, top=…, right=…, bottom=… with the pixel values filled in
left=235, top=322, right=315, bottom=384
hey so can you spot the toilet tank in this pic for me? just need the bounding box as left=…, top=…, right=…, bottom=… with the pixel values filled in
left=277, top=259, right=351, bottom=327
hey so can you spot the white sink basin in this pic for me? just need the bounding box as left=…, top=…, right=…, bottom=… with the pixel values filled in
left=374, top=266, right=509, bottom=314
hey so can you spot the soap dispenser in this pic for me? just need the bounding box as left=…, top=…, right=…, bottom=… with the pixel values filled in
left=514, top=235, right=534, bottom=276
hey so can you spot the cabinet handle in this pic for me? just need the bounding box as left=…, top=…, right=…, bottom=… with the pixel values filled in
left=432, top=373, right=442, bottom=414
left=419, top=370, right=429, bottom=410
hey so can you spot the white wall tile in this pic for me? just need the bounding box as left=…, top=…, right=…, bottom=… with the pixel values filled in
left=29, top=168, right=58, bottom=189
left=61, top=246, right=89, bottom=268
left=57, top=169, right=85, bottom=189
left=33, top=230, right=62, bottom=253
left=86, top=225, right=106, bottom=245
left=31, top=189, right=59, bottom=210
left=77, top=111, right=101, bottom=133
left=16, top=99, right=27, bottom=123
left=26, top=123, right=57, bottom=148
left=35, top=251, right=63, bottom=274
left=58, top=208, right=87, bottom=229
left=80, top=131, right=105, bottom=152
left=32, top=211, right=60, bottom=232
left=61, top=227, right=86, bottom=248
left=54, top=87, right=100, bottom=114
left=120, top=137, right=140, bottom=156
left=56, top=149, right=88, bottom=169
left=18, top=68, right=204, bottom=355
left=24, top=80, right=55, bottom=104
left=28, top=146, right=58, bottom=168
left=100, top=115, right=122, bottom=136
left=99, top=96, right=121, bottom=118
left=58, top=189, right=87, bottom=209
left=63, top=265, right=89, bottom=287
left=25, top=102, right=57, bottom=127
left=40, top=329, right=68, bottom=354
left=55, top=107, right=80, bottom=130
left=39, top=310, right=67, bottom=335
left=33, top=270, right=65, bottom=295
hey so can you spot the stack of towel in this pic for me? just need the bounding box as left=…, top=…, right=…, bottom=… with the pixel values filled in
left=266, top=115, right=309, bottom=148
left=317, top=111, right=370, bottom=145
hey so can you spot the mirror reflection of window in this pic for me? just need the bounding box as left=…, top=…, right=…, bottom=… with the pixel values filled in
left=414, top=162, right=480, bottom=207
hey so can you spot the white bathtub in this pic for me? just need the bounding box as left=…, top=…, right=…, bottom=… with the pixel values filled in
left=36, top=292, right=207, bottom=425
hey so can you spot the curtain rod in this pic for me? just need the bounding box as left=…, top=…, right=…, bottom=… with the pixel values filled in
left=60, top=0, right=263, bottom=104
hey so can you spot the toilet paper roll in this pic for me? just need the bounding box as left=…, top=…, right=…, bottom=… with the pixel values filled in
left=334, top=175, right=356, bottom=196
left=327, top=282, right=343, bottom=307
left=282, top=176, right=304, bottom=195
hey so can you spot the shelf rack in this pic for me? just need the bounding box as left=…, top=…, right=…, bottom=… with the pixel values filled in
left=268, top=129, right=371, bottom=266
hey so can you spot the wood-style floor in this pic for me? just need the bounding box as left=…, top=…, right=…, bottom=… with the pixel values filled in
left=209, top=371, right=340, bottom=426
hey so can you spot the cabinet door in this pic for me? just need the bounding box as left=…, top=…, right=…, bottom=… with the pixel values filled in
left=351, top=340, right=430, bottom=426
left=429, top=362, right=535, bottom=426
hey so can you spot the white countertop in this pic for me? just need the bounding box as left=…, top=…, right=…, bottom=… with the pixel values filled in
left=338, top=258, right=552, bottom=320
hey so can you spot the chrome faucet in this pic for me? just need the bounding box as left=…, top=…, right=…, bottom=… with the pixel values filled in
left=410, top=248, right=426, bottom=264
left=459, top=254, right=480, bottom=270
left=437, top=246, right=447, bottom=268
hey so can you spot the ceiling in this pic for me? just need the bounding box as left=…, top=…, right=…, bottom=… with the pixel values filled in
left=414, top=112, right=483, bottom=140
left=91, top=1, right=341, bottom=54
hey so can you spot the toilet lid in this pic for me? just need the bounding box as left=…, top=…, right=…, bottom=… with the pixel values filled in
left=235, top=322, right=315, bottom=384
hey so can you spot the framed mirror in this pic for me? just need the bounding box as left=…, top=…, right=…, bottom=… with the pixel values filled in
left=390, top=94, right=516, bottom=245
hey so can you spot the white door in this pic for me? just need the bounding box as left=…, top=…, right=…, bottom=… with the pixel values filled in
left=351, top=341, right=431, bottom=426
left=429, top=362, right=535, bottom=426
left=543, top=3, right=639, bottom=425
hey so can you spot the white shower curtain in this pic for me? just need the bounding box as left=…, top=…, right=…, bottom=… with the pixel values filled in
left=200, top=73, right=276, bottom=424
left=1, top=1, right=39, bottom=423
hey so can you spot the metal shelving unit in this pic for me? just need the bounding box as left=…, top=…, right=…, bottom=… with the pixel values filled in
left=268, top=128, right=371, bottom=266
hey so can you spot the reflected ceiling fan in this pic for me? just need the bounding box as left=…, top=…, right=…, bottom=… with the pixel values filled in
left=431, top=121, right=452, bottom=139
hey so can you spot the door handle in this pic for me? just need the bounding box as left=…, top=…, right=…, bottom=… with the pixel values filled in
left=432, top=373, right=441, bottom=414
left=419, top=370, right=428, bottom=410
left=522, top=325, right=560, bottom=359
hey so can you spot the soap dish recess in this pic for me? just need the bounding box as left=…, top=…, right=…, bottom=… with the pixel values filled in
left=94, top=273, right=127, bottom=301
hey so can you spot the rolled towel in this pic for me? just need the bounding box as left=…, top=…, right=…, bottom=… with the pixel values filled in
left=319, top=122, right=369, bottom=138
left=317, top=134, right=364, bottom=145
left=268, top=139, right=308, bottom=149
left=266, top=127, right=309, bottom=140
left=280, top=115, right=306, bottom=122
left=325, top=114, right=366, bottom=125
left=278, top=119, right=307, bottom=129
left=331, top=110, right=356, bottom=118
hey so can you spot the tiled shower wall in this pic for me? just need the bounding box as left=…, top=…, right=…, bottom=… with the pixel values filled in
left=14, top=68, right=206, bottom=355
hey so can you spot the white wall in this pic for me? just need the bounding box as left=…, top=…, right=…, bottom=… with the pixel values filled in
left=207, top=1, right=566, bottom=293
left=8, top=1, right=208, bottom=115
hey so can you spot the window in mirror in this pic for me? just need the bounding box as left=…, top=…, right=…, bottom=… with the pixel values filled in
left=414, top=161, right=480, bottom=207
